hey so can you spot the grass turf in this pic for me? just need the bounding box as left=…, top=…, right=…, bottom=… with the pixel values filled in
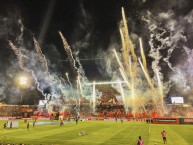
left=0, top=120, right=193, bottom=145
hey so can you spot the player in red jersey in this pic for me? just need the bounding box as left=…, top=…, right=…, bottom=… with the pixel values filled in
left=161, top=130, right=167, bottom=144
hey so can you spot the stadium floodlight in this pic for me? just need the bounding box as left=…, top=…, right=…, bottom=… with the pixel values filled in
left=19, top=76, right=28, bottom=86
left=19, top=76, right=28, bottom=104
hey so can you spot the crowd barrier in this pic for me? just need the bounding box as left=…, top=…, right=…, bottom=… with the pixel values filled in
left=179, top=118, right=193, bottom=124
left=85, top=117, right=146, bottom=122
left=1, top=117, right=193, bottom=125
left=152, top=117, right=193, bottom=124
left=0, top=117, right=51, bottom=120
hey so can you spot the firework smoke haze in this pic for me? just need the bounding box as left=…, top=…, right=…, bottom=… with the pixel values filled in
left=140, top=0, right=193, bottom=101
left=8, top=41, right=46, bottom=97
left=1, top=0, right=193, bottom=108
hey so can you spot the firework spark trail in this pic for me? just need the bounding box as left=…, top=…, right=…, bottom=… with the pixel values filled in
left=119, top=67, right=146, bottom=113
left=34, top=38, right=67, bottom=101
left=119, top=68, right=131, bottom=89
left=77, top=76, right=83, bottom=97
left=131, top=83, right=136, bottom=116
left=137, top=38, right=154, bottom=112
left=128, top=55, right=136, bottom=97
left=119, top=28, right=126, bottom=54
left=33, top=38, right=49, bottom=73
left=9, top=41, right=26, bottom=70
left=9, top=41, right=45, bottom=96
left=92, top=81, right=96, bottom=112
left=118, top=80, right=127, bottom=114
left=59, top=31, right=79, bottom=75
left=121, top=8, right=141, bottom=114
left=115, top=48, right=145, bottom=113
left=138, top=58, right=158, bottom=102
left=113, top=49, right=125, bottom=73
left=113, top=49, right=131, bottom=89
left=121, top=7, right=137, bottom=63
left=74, top=55, right=90, bottom=96
left=139, top=38, right=147, bottom=70
left=120, top=8, right=137, bottom=86
left=121, top=8, right=130, bottom=56
left=123, top=65, right=147, bottom=113
left=76, top=80, right=80, bottom=108
left=120, top=28, right=135, bottom=81
left=65, top=72, right=72, bottom=85
left=120, top=9, right=137, bottom=109
left=74, top=52, right=87, bottom=80
left=129, top=56, right=132, bottom=77
left=59, top=31, right=86, bottom=101
left=128, top=52, right=140, bottom=113
left=155, top=69, right=165, bottom=114
left=120, top=28, right=130, bottom=76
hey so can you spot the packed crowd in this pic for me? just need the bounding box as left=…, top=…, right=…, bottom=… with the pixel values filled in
left=0, top=103, right=192, bottom=119
left=0, top=105, right=20, bottom=117
left=165, top=104, right=193, bottom=117
left=0, top=105, right=36, bottom=118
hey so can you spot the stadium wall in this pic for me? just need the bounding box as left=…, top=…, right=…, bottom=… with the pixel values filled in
left=179, top=118, right=193, bottom=124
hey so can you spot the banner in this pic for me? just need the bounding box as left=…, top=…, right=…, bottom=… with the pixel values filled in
left=152, top=118, right=179, bottom=124
left=7, top=120, right=19, bottom=128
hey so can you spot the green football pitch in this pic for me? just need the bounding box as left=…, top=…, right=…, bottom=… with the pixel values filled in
left=0, top=120, right=193, bottom=145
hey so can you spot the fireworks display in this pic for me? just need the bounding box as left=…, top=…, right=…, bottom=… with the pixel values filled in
left=0, top=0, right=193, bottom=117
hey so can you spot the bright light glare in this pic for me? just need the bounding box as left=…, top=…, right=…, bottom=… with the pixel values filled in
left=171, top=97, right=184, bottom=104
left=19, top=77, right=28, bottom=85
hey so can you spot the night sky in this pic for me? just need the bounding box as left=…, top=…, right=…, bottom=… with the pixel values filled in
left=1, top=0, right=193, bottom=104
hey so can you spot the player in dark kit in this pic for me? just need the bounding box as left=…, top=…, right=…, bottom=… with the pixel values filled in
left=75, top=116, right=79, bottom=124
left=60, top=120, right=63, bottom=126
left=10, top=122, right=12, bottom=128
left=33, top=121, right=35, bottom=128
left=27, top=122, right=29, bottom=130
left=3, top=122, right=7, bottom=130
